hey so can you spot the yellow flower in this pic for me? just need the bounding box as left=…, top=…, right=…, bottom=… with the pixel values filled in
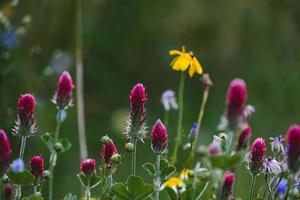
left=169, top=46, right=203, bottom=77
left=160, top=177, right=186, bottom=193
left=179, top=168, right=191, bottom=180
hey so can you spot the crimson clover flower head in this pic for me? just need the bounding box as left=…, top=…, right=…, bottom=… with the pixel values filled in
left=151, top=119, right=168, bottom=154
left=4, top=184, right=14, bottom=200
left=100, top=139, right=118, bottom=165
left=221, top=171, right=234, bottom=200
left=13, top=94, right=37, bottom=136
left=81, top=159, right=96, bottom=176
left=219, top=78, right=253, bottom=131
left=53, top=71, right=74, bottom=109
left=29, top=155, right=44, bottom=181
left=285, top=124, right=300, bottom=172
left=123, top=83, right=148, bottom=141
left=250, top=138, right=266, bottom=175
left=236, top=124, right=252, bottom=151
left=226, top=79, right=247, bottom=117
left=0, top=130, right=11, bottom=175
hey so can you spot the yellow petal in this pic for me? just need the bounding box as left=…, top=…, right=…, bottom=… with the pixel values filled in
left=188, top=62, right=196, bottom=77
left=169, top=50, right=182, bottom=55
left=172, top=55, right=191, bottom=71
left=192, top=57, right=203, bottom=75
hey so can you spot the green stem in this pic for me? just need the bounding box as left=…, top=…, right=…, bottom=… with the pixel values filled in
left=132, top=139, right=138, bottom=176
left=15, top=136, right=27, bottom=200
left=155, top=154, right=161, bottom=200
left=171, top=72, right=185, bottom=165
left=189, top=86, right=210, bottom=164
left=249, top=174, right=257, bottom=200
left=33, top=185, right=38, bottom=194
left=107, top=173, right=113, bottom=194
left=48, top=110, right=63, bottom=200
left=265, top=174, right=272, bottom=200
left=226, top=131, right=234, bottom=155
left=86, top=180, right=91, bottom=200
left=195, top=181, right=209, bottom=200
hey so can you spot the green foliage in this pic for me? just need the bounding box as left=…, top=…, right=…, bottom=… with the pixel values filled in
left=112, top=176, right=153, bottom=200
left=41, top=132, right=72, bottom=153
left=63, top=193, right=77, bottom=200
left=7, top=169, right=35, bottom=185
left=22, top=194, right=44, bottom=200
left=209, top=152, right=244, bottom=170
left=77, top=172, right=101, bottom=188
left=143, top=158, right=176, bottom=180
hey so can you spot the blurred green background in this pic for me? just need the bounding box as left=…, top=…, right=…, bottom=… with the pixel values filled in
left=1, top=0, right=300, bottom=199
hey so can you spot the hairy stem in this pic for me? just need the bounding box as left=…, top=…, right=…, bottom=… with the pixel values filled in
left=155, top=154, right=161, bottom=200
left=132, top=139, right=138, bottom=176
left=249, top=174, right=257, bottom=200
left=226, top=131, right=234, bottom=155
left=15, top=136, right=27, bottom=200
left=171, top=72, right=185, bottom=165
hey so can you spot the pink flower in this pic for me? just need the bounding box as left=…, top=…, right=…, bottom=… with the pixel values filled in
left=285, top=124, right=300, bottom=172
left=13, top=94, right=37, bottom=136
left=54, top=71, right=74, bottom=109
left=81, top=159, right=96, bottom=176
left=236, top=125, right=252, bottom=151
left=221, top=171, right=235, bottom=200
left=4, top=184, right=14, bottom=199
left=29, top=155, right=44, bottom=180
left=130, top=83, right=147, bottom=122
left=226, top=79, right=247, bottom=117
left=100, top=139, right=118, bottom=164
left=250, top=138, right=266, bottom=175
left=0, top=130, right=11, bottom=175
left=151, top=119, right=168, bottom=153
left=124, top=83, right=148, bottom=140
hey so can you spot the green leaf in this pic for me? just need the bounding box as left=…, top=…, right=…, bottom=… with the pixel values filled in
left=77, top=173, right=88, bottom=187
left=89, top=172, right=101, bottom=188
left=111, top=183, right=132, bottom=200
left=59, top=138, right=72, bottom=153
left=128, top=176, right=145, bottom=197
left=63, top=193, right=77, bottom=200
left=22, top=193, right=44, bottom=200
left=142, top=163, right=156, bottom=177
left=8, top=169, right=35, bottom=185
left=161, top=165, right=176, bottom=180
left=41, top=132, right=56, bottom=152
left=160, top=159, right=169, bottom=171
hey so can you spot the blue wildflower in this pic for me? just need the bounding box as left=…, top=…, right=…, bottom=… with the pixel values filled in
left=1, top=26, right=19, bottom=49
left=188, top=122, right=197, bottom=140
left=11, top=159, right=24, bottom=173
left=276, top=178, right=288, bottom=199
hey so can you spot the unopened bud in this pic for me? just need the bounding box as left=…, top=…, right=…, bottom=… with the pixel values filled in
left=111, top=153, right=121, bottom=164
left=100, top=135, right=110, bottom=144
left=125, top=142, right=134, bottom=152
left=2, top=174, right=9, bottom=184
left=42, top=170, right=51, bottom=180
left=54, top=143, right=63, bottom=153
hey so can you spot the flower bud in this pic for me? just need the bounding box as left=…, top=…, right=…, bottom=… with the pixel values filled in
left=100, top=135, right=110, bottom=144
left=54, top=142, right=63, bottom=153
left=123, top=83, right=148, bottom=140
left=226, top=79, right=247, bottom=118
left=130, top=83, right=147, bottom=120
left=151, top=119, right=168, bottom=154
left=236, top=125, right=252, bottom=151
left=250, top=138, right=266, bottom=175
left=29, top=155, right=44, bottom=181
left=100, top=139, right=118, bottom=164
left=285, top=124, right=300, bottom=172
left=125, top=142, right=134, bottom=152
left=111, top=153, right=121, bottom=164
left=161, top=90, right=178, bottom=111
left=42, top=170, right=51, bottom=180
left=0, top=130, right=11, bottom=175
left=81, top=159, right=96, bottom=176
left=4, top=184, right=14, bottom=200
left=221, top=171, right=234, bottom=200
left=53, top=71, right=74, bottom=109
left=13, top=94, right=37, bottom=136
left=2, top=174, right=9, bottom=184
